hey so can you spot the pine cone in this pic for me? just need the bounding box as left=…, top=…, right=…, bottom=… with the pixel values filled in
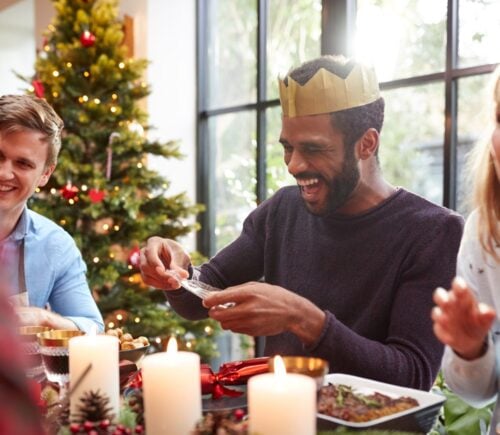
left=73, top=389, right=115, bottom=424
left=127, top=389, right=144, bottom=426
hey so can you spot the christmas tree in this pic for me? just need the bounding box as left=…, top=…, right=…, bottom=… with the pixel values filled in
left=22, top=0, right=219, bottom=361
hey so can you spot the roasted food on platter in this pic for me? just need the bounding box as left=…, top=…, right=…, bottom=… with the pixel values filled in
left=105, top=328, right=149, bottom=350
left=318, top=383, right=419, bottom=423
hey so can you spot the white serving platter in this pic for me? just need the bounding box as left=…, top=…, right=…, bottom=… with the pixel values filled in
left=316, top=373, right=445, bottom=432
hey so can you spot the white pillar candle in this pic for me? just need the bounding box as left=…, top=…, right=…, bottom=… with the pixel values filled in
left=142, top=337, right=201, bottom=435
left=69, top=334, right=120, bottom=419
left=248, top=355, right=316, bottom=435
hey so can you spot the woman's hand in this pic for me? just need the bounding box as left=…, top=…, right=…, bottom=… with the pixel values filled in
left=432, top=276, right=496, bottom=360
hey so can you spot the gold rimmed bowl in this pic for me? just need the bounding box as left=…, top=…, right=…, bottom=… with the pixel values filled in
left=37, top=329, right=85, bottom=347
left=18, top=325, right=51, bottom=342
left=269, top=356, right=329, bottom=390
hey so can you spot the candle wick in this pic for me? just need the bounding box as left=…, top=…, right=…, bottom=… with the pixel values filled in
left=68, top=362, right=93, bottom=397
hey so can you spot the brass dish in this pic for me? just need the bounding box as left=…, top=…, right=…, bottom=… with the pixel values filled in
left=18, top=326, right=51, bottom=342
left=269, top=356, right=328, bottom=389
left=37, top=329, right=85, bottom=347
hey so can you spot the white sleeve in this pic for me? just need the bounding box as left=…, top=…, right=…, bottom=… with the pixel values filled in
left=442, top=338, right=497, bottom=408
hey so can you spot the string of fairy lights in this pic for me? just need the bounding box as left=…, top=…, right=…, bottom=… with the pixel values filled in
left=28, top=23, right=148, bottom=113
left=28, top=19, right=213, bottom=352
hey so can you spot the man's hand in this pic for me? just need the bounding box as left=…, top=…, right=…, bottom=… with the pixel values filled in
left=432, top=276, right=496, bottom=360
left=139, top=237, right=190, bottom=290
left=203, top=282, right=325, bottom=346
left=16, top=306, right=78, bottom=330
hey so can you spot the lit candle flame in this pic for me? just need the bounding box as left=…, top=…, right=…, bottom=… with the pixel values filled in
left=274, top=355, right=287, bottom=378
left=166, top=336, right=178, bottom=354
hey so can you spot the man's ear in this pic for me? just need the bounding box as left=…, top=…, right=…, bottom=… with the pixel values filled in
left=356, top=128, right=379, bottom=160
left=38, top=164, right=55, bottom=187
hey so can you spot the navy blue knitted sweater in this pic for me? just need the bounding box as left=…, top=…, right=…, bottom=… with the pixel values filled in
left=167, top=187, right=463, bottom=390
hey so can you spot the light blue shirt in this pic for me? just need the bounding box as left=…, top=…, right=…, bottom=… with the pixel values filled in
left=20, top=207, right=104, bottom=333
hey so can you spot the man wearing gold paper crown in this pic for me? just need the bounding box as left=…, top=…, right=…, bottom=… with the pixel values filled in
left=140, top=55, right=463, bottom=390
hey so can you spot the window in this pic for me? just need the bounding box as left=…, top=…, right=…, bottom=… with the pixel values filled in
left=197, top=0, right=499, bottom=256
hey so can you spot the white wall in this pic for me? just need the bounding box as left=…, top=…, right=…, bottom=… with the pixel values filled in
left=0, top=0, right=35, bottom=95
left=146, top=0, right=197, bottom=250
left=146, top=0, right=196, bottom=198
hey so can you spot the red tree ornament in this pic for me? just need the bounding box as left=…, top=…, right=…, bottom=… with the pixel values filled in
left=88, top=188, right=106, bottom=203
left=128, top=247, right=141, bottom=269
left=32, top=80, right=45, bottom=98
left=80, top=30, right=96, bottom=47
left=60, top=182, right=79, bottom=200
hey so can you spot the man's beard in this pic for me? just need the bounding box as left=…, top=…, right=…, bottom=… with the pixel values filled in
left=324, top=153, right=360, bottom=214
left=301, top=152, right=360, bottom=216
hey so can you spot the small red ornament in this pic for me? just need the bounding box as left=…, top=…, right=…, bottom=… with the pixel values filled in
left=88, top=188, right=106, bottom=203
left=98, top=419, right=111, bottom=430
left=128, top=247, right=141, bottom=269
left=69, top=423, right=81, bottom=433
left=60, top=182, right=79, bottom=200
left=83, top=421, right=95, bottom=431
left=234, top=408, right=246, bottom=421
left=32, top=80, right=45, bottom=98
left=80, top=30, right=96, bottom=47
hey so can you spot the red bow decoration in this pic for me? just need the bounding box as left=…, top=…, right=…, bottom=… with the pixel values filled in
left=201, top=357, right=270, bottom=400
left=125, top=357, right=270, bottom=400
left=32, top=79, right=45, bottom=98
left=128, top=369, right=143, bottom=390
left=88, top=188, right=106, bottom=203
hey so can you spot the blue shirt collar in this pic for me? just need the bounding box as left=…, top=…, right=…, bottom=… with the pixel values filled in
left=10, top=208, right=28, bottom=241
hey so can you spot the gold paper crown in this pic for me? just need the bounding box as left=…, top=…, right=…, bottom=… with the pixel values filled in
left=279, top=64, right=380, bottom=117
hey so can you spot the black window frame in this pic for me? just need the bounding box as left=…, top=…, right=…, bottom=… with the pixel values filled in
left=196, top=0, right=498, bottom=257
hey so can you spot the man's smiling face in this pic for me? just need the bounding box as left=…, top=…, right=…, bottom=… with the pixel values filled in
left=0, top=129, right=54, bottom=219
left=280, top=113, right=360, bottom=215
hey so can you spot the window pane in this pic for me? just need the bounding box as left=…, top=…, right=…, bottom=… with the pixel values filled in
left=267, top=0, right=321, bottom=100
left=459, top=0, right=500, bottom=68
left=206, top=0, right=257, bottom=109
left=210, top=111, right=257, bottom=252
left=355, top=0, right=446, bottom=82
left=381, top=83, right=445, bottom=205
left=456, top=73, right=495, bottom=215
left=266, top=106, right=295, bottom=197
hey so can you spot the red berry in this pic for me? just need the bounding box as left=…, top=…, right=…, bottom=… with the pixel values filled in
left=135, top=425, right=144, bottom=434
left=99, top=419, right=111, bottom=429
left=69, top=423, right=82, bottom=433
left=234, top=408, right=245, bottom=420
left=83, top=420, right=95, bottom=431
